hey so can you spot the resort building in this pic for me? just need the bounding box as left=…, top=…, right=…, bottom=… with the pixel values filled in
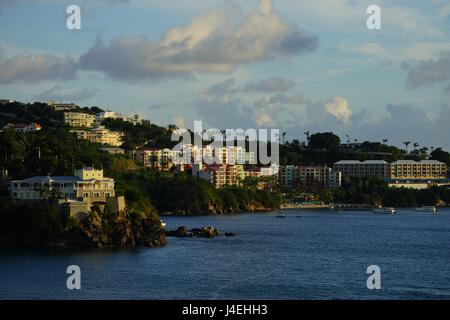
left=193, top=163, right=245, bottom=188
left=333, top=159, right=447, bottom=182
left=388, top=160, right=447, bottom=180
left=64, top=112, right=96, bottom=128
left=48, top=101, right=78, bottom=111
left=333, top=160, right=389, bottom=178
left=9, top=167, right=115, bottom=203
left=2, top=123, right=42, bottom=133
left=279, top=165, right=341, bottom=189
left=71, top=126, right=124, bottom=147
left=95, top=111, right=141, bottom=125
left=133, top=145, right=258, bottom=170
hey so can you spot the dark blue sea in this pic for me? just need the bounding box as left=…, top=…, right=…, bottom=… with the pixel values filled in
left=1, top=209, right=450, bottom=300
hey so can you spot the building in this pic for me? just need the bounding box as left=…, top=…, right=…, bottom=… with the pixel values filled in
left=9, top=167, right=115, bottom=203
left=100, top=147, right=125, bottom=155
left=133, top=145, right=257, bottom=171
left=333, top=160, right=389, bottom=178
left=334, top=159, right=447, bottom=182
left=95, top=111, right=141, bottom=125
left=260, top=164, right=279, bottom=176
left=194, top=163, right=245, bottom=188
left=279, top=165, right=341, bottom=189
left=389, top=160, right=447, bottom=181
left=3, top=123, right=42, bottom=133
left=244, top=167, right=262, bottom=179
left=64, top=112, right=95, bottom=127
left=71, top=126, right=124, bottom=147
left=0, top=99, right=15, bottom=105
left=48, top=101, right=78, bottom=111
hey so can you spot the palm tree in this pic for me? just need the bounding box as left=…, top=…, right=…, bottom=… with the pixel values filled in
left=282, top=132, right=287, bottom=145
left=413, top=142, right=419, bottom=150
left=403, top=141, right=411, bottom=152
left=304, top=131, right=310, bottom=146
left=382, top=139, right=388, bottom=144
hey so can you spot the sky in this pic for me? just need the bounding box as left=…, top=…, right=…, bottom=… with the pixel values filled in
left=0, top=0, right=449, bottom=149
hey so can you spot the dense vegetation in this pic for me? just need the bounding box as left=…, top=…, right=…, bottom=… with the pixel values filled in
left=320, top=176, right=450, bottom=207
left=0, top=193, right=166, bottom=248
left=111, top=169, right=280, bottom=215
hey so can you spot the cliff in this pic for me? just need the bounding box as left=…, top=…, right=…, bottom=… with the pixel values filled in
left=0, top=200, right=167, bottom=249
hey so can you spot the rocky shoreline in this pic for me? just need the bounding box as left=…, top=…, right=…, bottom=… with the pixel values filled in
left=165, top=226, right=235, bottom=238
left=161, top=202, right=276, bottom=216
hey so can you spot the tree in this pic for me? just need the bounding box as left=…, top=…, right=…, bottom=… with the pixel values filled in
left=309, top=132, right=341, bottom=150
left=403, top=141, right=411, bottom=152
left=431, top=148, right=450, bottom=166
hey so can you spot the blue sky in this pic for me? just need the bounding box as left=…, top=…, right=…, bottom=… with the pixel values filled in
left=1, top=0, right=449, bottom=149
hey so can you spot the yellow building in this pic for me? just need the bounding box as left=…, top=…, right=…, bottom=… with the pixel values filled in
left=64, top=112, right=95, bottom=127
left=71, top=126, right=124, bottom=147
left=198, top=164, right=245, bottom=188
left=389, top=160, right=447, bottom=180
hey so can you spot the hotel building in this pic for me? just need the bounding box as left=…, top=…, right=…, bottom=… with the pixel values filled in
left=279, top=165, right=342, bottom=189
left=64, top=112, right=96, bottom=128
left=133, top=145, right=257, bottom=170
left=95, top=111, right=141, bottom=125
left=48, top=101, right=78, bottom=111
left=333, top=160, right=389, bottom=178
left=333, top=159, right=447, bottom=181
left=71, top=126, right=124, bottom=147
left=194, top=164, right=245, bottom=188
left=389, top=160, right=447, bottom=180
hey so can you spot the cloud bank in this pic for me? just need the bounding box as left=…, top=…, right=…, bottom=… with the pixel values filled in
left=78, top=0, right=317, bottom=80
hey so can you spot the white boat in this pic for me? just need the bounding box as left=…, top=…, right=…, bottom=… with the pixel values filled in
left=373, top=207, right=396, bottom=214
left=415, top=206, right=437, bottom=213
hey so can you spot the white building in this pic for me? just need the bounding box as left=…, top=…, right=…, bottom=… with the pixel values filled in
left=9, top=167, right=115, bottom=203
left=3, top=123, right=42, bottom=133
left=95, top=111, right=141, bottom=125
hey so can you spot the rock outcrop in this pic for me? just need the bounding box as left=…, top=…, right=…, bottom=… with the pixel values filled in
left=166, top=226, right=234, bottom=239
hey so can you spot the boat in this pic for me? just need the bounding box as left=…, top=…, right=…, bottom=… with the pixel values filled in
left=415, top=206, right=437, bottom=213
left=373, top=207, right=396, bottom=214
left=276, top=211, right=286, bottom=218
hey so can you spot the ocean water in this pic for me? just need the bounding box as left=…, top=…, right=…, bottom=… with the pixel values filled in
left=1, top=209, right=450, bottom=300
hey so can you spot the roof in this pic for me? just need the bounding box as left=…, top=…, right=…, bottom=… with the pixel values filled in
left=11, top=176, right=82, bottom=184
left=334, top=160, right=387, bottom=165
left=393, top=160, right=445, bottom=164
left=11, top=175, right=113, bottom=184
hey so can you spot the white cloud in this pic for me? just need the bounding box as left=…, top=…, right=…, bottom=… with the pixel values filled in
left=306, top=97, right=352, bottom=126
left=343, top=42, right=450, bottom=62
left=79, top=0, right=318, bottom=80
